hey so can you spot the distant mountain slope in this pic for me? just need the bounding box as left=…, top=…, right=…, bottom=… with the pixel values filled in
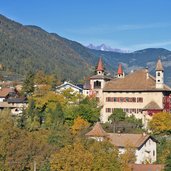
left=0, top=14, right=171, bottom=85
left=88, top=48, right=171, bottom=85
left=0, top=14, right=95, bottom=81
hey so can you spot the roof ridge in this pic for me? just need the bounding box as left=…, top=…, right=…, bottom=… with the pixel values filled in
left=103, top=69, right=171, bottom=92
left=85, top=122, right=107, bottom=137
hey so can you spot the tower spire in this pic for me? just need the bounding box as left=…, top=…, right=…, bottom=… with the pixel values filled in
left=117, top=64, right=124, bottom=78
left=96, top=57, right=104, bottom=75
left=117, top=64, right=123, bottom=74
left=156, top=59, right=163, bottom=71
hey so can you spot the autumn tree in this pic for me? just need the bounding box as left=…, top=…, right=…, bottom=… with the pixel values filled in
left=25, top=91, right=66, bottom=130
left=0, top=110, right=54, bottom=171
left=87, top=139, right=121, bottom=171
left=50, top=142, right=93, bottom=171
left=119, top=145, right=136, bottom=171
left=34, top=70, right=60, bottom=90
left=71, top=116, right=90, bottom=135
left=61, top=88, right=84, bottom=104
left=149, top=112, right=171, bottom=134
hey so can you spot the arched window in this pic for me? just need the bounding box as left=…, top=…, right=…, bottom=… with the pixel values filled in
left=94, top=81, right=101, bottom=89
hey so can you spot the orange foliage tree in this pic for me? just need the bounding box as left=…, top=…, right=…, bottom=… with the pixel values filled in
left=71, top=116, right=90, bottom=135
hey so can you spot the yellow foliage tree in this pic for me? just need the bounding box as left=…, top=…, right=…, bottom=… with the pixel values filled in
left=71, top=116, right=90, bottom=135
left=149, top=112, right=171, bottom=134
left=32, top=91, right=66, bottom=112
left=0, top=110, right=53, bottom=170
left=50, top=142, right=93, bottom=171
left=61, top=88, right=84, bottom=104
left=88, top=140, right=121, bottom=171
left=119, top=144, right=136, bottom=171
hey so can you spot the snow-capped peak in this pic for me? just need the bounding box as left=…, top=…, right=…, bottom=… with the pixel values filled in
left=86, top=43, right=129, bottom=53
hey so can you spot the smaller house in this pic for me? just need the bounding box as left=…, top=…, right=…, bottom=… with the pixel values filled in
left=0, top=87, right=18, bottom=102
left=0, top=87, right=28, bottom=116
left=0, top=97, right=28, bottom=116
left=7, top=97, right=27, bottom=105
left=56, top=81, right=83, bottom=94
left=86, top=122, right=157, bottom=164
left=83, top=80, right=91, bottom=96
left=85, top=122, right=108, bottom=141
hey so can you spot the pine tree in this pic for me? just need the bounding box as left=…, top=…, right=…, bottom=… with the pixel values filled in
left=22, top=71, right=35, bottom=95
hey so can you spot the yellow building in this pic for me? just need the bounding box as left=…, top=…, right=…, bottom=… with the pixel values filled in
left=88, top=58, right=171, bottom=123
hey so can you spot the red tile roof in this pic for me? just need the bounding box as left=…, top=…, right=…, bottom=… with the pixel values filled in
left=86, top=123, right=157, bottom=148
left=0, top=88, right=14, bottom=97
left=103, top=69, right=171, bottom=92
left=85, top=122, right=108, bottom=137
left=117, top=64, right=123, bottom=74
left=129, top=164, right=164, bottom=171
left=108, top=133, right=151, bottom=148
left=96, top=57, right=104, bottom=71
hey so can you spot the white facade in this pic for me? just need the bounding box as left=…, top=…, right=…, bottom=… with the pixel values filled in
left=83, top=89, right=90, bottom=96
left=118, top=137, right=156, bottom=164
left=56, top=81, right=83, bottom=94
left=90, top=78, right=106, bottom=104
left=156, top=70, right=164, bottom=89
left=0, top=97, right=5, bottom=102
left=101, top=91, right=163, bottom=123
left=135, top=138, right=156, bottom=164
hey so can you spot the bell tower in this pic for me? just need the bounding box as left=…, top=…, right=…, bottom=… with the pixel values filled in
left=156, top=59, right=164, bottom=89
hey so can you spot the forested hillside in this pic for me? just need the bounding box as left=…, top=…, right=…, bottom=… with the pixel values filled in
left=0, top=14, right=171, bottom=85
left=0, top=14, right=96, bottom=82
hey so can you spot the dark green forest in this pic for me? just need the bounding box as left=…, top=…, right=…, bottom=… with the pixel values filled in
left=1, top=14, right=171, bottom=85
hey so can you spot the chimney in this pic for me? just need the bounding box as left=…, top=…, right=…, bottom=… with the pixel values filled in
left=145, top=67, right=149, bottom=79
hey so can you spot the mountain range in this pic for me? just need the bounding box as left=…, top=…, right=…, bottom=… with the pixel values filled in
left=0, top=14, right=171, bottom=85
left=86, top=44, right=129, bottom=53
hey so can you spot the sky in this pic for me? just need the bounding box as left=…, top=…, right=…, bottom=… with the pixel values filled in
left=1, top=0, right=171, bottom=51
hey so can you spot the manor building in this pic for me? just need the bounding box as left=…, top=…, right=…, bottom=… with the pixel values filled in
left=88, top=58, right=171, bottom=123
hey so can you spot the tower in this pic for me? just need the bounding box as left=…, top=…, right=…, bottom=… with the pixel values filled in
left=156, top=59, right=164, bottom=89
left=89, top=57, right=111, bottom=104
left=96, top=57, right=104, bottom=76
left=117, top=64, right=124, bottom=78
